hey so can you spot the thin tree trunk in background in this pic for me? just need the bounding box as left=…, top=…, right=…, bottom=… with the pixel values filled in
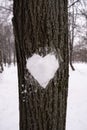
left=13, top=47, right=16, bottom=65
left=13, top=0, right=69, bottom=130
left=69, top=0, right=75, bottom=71
left=0, top=49, right=3, bottom=72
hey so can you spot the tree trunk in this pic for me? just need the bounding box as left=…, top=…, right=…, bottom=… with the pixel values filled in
left=13, top=0, right=69, bottom=130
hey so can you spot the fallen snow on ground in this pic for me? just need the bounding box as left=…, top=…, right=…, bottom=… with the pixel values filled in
left=66, top=63, right=87, bottom=130
left=0, top=63, right=87, bottom=130
left=0, top=64, right=19, bottom=130
left=26, top=53, right=59, bottom=88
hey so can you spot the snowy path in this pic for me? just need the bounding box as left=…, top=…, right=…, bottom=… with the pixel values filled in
left=0, top=63, right=87, bottom=130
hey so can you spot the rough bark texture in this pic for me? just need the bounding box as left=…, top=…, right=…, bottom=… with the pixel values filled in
left=13, top=0, right=69, bottom=130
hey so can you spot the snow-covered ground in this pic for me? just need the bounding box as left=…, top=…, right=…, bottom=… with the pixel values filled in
left=0, top=64, right=19, bottom=130
left=0, top=63, right=87, bottom=130
left=66, top=63, right=87, bottom=130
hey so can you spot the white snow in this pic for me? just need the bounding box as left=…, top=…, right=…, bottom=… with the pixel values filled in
left=0, top=63, right=87, bottom=130
left=26, top=53, right=59, bottom=88
left=0, top=64, right=19, bottom=130
left=66, top=63, right=87, bottom=130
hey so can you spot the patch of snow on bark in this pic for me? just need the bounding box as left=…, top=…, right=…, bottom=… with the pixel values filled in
left=26, top=53, right=59, bottom=88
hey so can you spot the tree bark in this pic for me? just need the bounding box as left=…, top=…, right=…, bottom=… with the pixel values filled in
left=13, top=0, right=69, bottom=130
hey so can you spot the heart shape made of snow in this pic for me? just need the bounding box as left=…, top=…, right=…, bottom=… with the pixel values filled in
left=26, top=53, right=59, bottom=88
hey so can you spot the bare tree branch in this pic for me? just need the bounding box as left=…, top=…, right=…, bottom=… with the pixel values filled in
left=0, top=6, right=12, bottom=12
left=68, top=0, right=80, bottom=8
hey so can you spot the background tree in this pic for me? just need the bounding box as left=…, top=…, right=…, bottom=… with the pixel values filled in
left=13, top=0, right=69, bottom=130
left=71, top=0, right=87, bottom=63
left=68, top=0, right=80, bottom=70
left=68, top=0, right=87, bottom=63
left=0, top=0, right=16, bottom=68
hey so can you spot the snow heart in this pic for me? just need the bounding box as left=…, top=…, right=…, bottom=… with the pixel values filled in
left=26, top=54, right=59, bottom=88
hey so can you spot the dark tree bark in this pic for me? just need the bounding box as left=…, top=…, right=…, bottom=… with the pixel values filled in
left=13, top=0, right=69, bottom=130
